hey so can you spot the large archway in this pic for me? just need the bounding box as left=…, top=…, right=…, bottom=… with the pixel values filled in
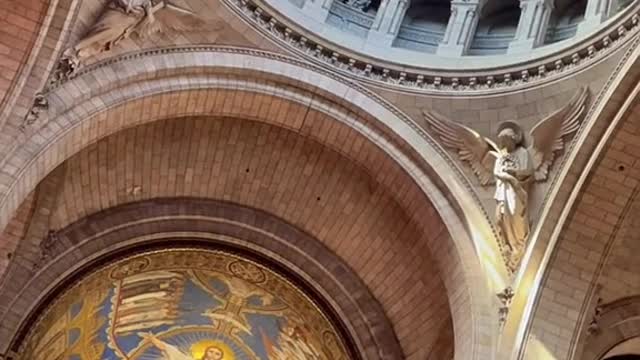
left=0, top=49, right=503, bottom=359
left=516, top=47, right=640, bottom=360
left=8, top=198, right=409, bottom=360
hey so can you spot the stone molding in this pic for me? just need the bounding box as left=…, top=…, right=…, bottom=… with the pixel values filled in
left=578, top=295, right=640, bottom=360
left=1, top=198, right=403, bottom=360
left=510, top=35, right=640, bottom=360
left=2, top=46, right=506, bottom=357
left=23, top=45, right=500, bottom=257
left=0, top=48, right=500, bottom=359
left=0, top=0, right=77, bottom=130
left=225, top=0, right=640, bottom=94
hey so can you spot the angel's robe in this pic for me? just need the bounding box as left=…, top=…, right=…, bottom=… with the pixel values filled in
left=68, top=0, right=147, bottom=60
left=493, top=146, right=533, bottom=253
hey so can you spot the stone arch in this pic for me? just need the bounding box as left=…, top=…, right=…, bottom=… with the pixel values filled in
left=581, top=296, right=640, bottom=360
left=0, top=48, right=503, bottom=359
left=6, top=198, right=406, bottom=360
left=516, top=40, right=640, bottom=359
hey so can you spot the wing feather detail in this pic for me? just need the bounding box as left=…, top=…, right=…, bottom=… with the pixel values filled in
left=528, top=87, right=589, bottom=181
left=423, top=110, right=498, bottom=186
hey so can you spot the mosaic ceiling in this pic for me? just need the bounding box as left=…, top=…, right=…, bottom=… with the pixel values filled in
left=18, top=249, right=350, bottom=360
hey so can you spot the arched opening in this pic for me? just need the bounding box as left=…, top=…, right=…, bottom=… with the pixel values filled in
left=469, top=1, right=521, bottom=55
left=603, top=337, right=640, bottom=359
left=545, top=0, right=587, bottom=44
left=610, top=0, right=635, bottom=16
left=3, top=113, right=454, bottom=359
left=0, top=49, right=503, bottom=360
left=393, top=0, right=450, bottom=53
left=6, top=192, right=414, bottom=359
left=14, top=244, right=362, bottom=360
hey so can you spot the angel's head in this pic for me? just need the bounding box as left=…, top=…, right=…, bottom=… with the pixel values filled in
left=497, top=122, right=523, bottom=151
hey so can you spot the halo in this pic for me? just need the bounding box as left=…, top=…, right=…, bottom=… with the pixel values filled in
left=191, top=339, right=236, bottom=360
left=496, top=120, right=524, bottom=144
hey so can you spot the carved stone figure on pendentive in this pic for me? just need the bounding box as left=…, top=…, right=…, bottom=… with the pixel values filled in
left=423, top=87, right=589, bottom=270
left=60, top=0, right=223, bottom=73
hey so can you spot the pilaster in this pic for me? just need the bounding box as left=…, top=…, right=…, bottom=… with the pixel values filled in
left=437, top=0, right=483, bottom=57
left=508, top=0, right=554, bottom=53
left=367, top=0, right=410, bottom=46
left=577, top=0, right=612, bottom=34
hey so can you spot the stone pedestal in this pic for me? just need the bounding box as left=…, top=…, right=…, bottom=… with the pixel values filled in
left=367, top=0, right=410, bottom=46
left=508, top=0, right=554, bottom=53
left=437, top=0, right=483, bottom=57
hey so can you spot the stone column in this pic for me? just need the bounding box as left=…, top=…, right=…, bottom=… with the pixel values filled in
left=436, top=0, right=483, bottom=57
left=577, top=0, right=612, bottom=34
left=302, top=0, right=333, bottom=23
left=367, top=0, right=410, bottom=46
left=508, top=0, right=554, bottom=53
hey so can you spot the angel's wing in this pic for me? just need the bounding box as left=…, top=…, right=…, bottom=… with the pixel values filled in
left=135, top=1, right=224, bottom=39
left=528, top=87, right=589, bottom=181
left=423, top=110, right=499, bottom=186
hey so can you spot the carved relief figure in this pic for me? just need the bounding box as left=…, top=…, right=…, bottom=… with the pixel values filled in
left=492, top=121, right=534, bottom=261
left=62, top=0, right=222, bottom=69
left=424, top=87, right=588, bottom=269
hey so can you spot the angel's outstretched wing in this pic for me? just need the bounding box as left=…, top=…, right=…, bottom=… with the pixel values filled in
left=135, top=1, right=224, bottom=39
left=528, top=87, right=589, bottom=181
left=423, top=110, right=499, bottom=186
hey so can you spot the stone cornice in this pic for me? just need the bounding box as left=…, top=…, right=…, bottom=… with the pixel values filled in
left=223, top=0, right=640, bottom=95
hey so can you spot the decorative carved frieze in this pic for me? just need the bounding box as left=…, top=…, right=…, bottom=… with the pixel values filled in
left=225, top=0, right=640, bottom=93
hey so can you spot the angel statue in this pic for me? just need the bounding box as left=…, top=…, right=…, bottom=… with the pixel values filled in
left=60, top=0, right=222, bottom=72
left=423, top=87, right=588, bottom=268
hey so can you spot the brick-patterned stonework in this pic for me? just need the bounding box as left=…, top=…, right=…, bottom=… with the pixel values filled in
left=0, top=192, right=35, bottom=279
left=523, top=92, right=640, bottom=359
left=596, top=197, right=640, bottom=303
left=3, top=198, right=409, bottom=360
left=10, top=116, right=453, bottom=359
left=495, top=35, right=640, bottom=360
left=578, top=296, right=640, bottom=360
left=0, top=0, right=638, bottom=357
left=0, top=0, right=48, bottom=107
left=0, top=50, right=499, bottom=359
